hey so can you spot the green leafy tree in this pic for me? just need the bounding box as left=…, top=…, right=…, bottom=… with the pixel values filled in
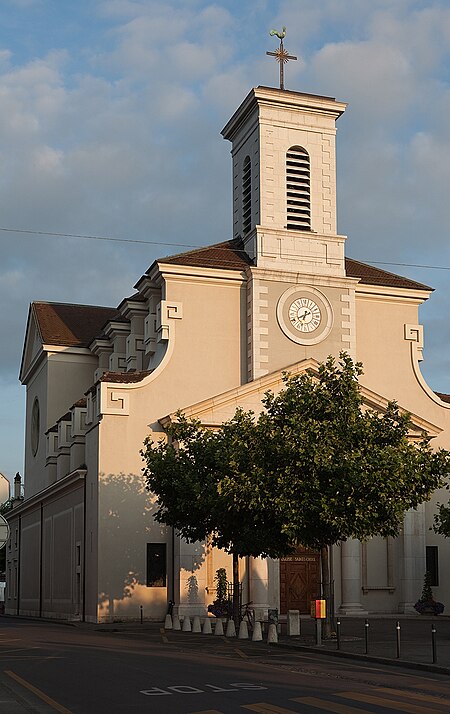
left=433, top=497, right=450, bottom=538
left=141, top=411, right=292, bottom=624
left=143, top=353, right=450, bottom=632
left=249, top=354, right=450, bottom=633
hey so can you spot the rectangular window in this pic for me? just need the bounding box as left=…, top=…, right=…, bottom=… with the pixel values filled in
left=426, top=545, right=439, bottom=586
left=146, top=543, right=166, bottom=587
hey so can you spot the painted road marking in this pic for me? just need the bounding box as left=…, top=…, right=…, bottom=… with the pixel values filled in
left=410, top=682, right=450, bottom=694
left=242, top=704, right=299, bottom=713
left=336, top=690, right=446, bottom=713
left=377, top=687, right=450, bottom=706
left=292, top=697, right=379, bottom=713
left=5, top=670, right=73, bottom=713
left=140, top=683, right=268, bottom=696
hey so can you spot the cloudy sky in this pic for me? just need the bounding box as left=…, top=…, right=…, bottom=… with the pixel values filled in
left=1, top=0, right=449, bottom=483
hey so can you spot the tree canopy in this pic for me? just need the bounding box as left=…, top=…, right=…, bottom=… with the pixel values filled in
left=249, top=353, right=450, bottom=549
left=142, top=409, right=291, bottom=559
left=142, top=353, right=450, bottom=626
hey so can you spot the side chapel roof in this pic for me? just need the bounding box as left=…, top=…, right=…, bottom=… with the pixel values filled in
left=32, top=302, right=118, bottom=348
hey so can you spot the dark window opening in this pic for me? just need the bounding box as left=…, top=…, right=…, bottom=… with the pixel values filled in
left=426, top=545, right=439, bottom=587
left=146, top=543, right=167, bottom=587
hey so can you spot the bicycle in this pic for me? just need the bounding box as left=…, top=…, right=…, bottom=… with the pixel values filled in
left=240, top=600, right=255, bottom=631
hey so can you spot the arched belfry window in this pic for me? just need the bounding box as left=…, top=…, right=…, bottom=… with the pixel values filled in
left=286, top=146, right=311, bottom=231
left=242, top=156, right=252, bottom=235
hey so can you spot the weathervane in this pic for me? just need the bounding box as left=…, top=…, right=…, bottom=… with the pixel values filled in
left=266, top=27, right=297, bottom=91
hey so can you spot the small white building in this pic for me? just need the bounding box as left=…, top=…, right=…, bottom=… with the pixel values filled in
left=6, top=84, right=450, bottom=622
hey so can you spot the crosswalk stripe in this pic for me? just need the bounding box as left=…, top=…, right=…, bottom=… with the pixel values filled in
left=242, top=704, right=300, bottom=713
left=336, top=691, right=446, bottom=713
left=377, top=687, right=450, bottom=706
left=291, top=697, right=373, bottom=713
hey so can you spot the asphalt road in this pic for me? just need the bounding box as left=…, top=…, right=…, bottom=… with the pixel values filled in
left=1, top=618, right=450, bottom=713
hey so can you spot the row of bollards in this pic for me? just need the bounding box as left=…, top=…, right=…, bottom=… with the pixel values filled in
left=163, top=613, right=278, bottom=643
left=335, top=618, right=438, bottom=664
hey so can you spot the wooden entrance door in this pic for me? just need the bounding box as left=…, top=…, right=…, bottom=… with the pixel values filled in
left=280, top=547, right=320, bottom=614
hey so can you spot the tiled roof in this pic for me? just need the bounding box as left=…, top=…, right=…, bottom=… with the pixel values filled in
left=99, top=370, right=151, bottom=383
left=71, top=397, right=87, bottom=409
left=436, top=392, right=450, bottom=404
left=57, top=411, right=71, bottom=423
left=33, top=302, right=118, bottom=348
left=157, top=240, right=431, bottom=291
left=157, top=239, right=253, bottom=271
left=345, top=258, right=431, bottom=291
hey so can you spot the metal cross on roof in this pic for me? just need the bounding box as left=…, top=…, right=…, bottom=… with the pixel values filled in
left=266, top=27, right=297, bottom=91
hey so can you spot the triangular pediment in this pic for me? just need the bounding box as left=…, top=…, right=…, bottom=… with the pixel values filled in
left=19, top=305, right=44, bottom=384
left=160, top=358, right=441, bottom=440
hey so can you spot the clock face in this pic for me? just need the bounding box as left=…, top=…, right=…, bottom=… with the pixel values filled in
left=289, top=298, right=321, bottom=333
left=277, top=286, right=333, bottom=346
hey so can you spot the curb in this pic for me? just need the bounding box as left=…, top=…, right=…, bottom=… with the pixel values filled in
left=273, top=640, right=450, bottom=675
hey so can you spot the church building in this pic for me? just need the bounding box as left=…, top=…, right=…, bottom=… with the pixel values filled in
left=6, top=82, right=450, bottom=622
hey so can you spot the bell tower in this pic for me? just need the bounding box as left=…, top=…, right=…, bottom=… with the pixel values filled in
left=221, top=86, right=348, bottom=277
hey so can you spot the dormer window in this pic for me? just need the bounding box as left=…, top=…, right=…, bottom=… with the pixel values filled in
left=286, top=146, right=311, bottom=231
left=242, top=156, right=252, bottom=234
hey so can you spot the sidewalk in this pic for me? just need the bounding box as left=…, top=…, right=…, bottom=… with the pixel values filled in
left=82, top=614, right=450, bottom=673
left=284, top=614, right=450, bottom=672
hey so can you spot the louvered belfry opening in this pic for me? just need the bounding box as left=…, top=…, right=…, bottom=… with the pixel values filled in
left=242, top=156, right=252, bottom=234
left=286, top=146, right=311, bottom=231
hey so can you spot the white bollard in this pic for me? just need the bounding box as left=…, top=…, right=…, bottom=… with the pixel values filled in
left=202, top=617, right=212, bottom=634
left=214, top=618, right=224, bottom=636
left=287, top=610, right=300, bottom=636
left=252, top=621, right=263, bottom=641
left=238, top=620, right=249, bottom=640
left=172, top=615, right=181, bottom=631
left=225, top=620, right=236, bottom=637
left=267, top=622, right=278, bottom=644
left=192, top=616, right=201, bottom=633
left=164, top=614, right=173, bottom=630
left=182, top=616, right=192, bottom=632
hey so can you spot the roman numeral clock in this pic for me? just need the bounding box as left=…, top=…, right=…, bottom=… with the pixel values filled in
left=277, top=286, right=333, bottom=345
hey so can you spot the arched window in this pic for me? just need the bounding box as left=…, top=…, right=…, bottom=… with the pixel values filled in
left=286, top=146, right=311, bottom=231
left=242, top=156, right=252, bottom=235
left=31, top=398, right=40, bottom=456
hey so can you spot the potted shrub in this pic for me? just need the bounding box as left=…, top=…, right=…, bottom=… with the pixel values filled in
left=414, top=572, right=444, bottom=615
left=207, top=568, right=232, bottom=618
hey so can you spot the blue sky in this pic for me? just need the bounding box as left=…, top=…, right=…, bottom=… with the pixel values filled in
left=1, top=0, right=450, bottom=483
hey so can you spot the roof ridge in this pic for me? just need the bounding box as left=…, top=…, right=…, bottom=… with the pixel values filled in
left=33, top=300, right=116, bottom=310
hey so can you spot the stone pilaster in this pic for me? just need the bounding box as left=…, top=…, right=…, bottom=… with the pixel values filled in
left=339, top=538, right=368, bottom=614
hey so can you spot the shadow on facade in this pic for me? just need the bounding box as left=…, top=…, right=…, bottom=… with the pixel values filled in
left=97, top=471, right=164, bottom=620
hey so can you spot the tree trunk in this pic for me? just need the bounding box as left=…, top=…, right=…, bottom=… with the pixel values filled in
left=232, top=552, right=240, bottom=628
left=320, top=545, right=332, bottom=639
